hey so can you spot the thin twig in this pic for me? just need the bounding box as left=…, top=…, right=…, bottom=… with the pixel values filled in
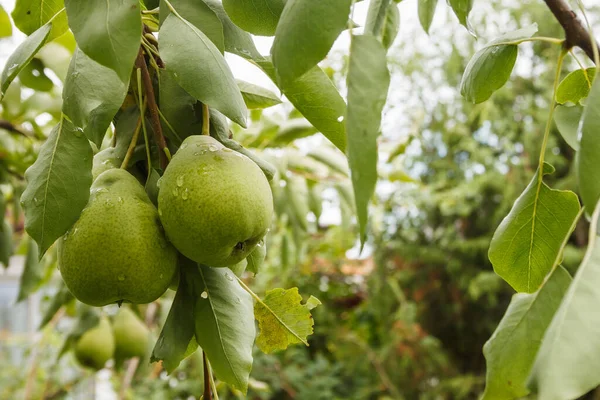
left=120, top=116, right=143, bottom=170
left=0, top=119, right=31, bottom=138
left=202, top=104, right=210, bottom=136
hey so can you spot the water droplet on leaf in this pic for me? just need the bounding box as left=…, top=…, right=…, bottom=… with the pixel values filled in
left=208, top=145, right=218, bottom=152
left=201, top=291, right=208, bottom=299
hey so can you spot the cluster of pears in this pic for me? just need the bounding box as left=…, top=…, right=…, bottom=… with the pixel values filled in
left=58, top=134, right=273, bottom=306
left=74, top=307, right=149, bottom=370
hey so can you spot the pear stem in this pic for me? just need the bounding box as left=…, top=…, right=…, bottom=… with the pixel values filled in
left=202, top=103, right=210, bottom=136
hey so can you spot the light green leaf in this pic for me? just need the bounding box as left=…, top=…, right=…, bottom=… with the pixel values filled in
left=285, top=175, right=310, bottom=231
left=255, top=287, right=320, bottom=353
left=381, top=3, right=399, bottom=50
left=447, top=0, right=473, bottom=31
left=365, top=0, right=391, bottom=37
left=160, top=0, right=224, bottom=52
left=255, top=59, right=346, bottom=151
left=18, top=58, right=53, bottom=92
left=488, top=163, right=580, bottom=293
left=62, top=48, right=128, bottom=147
left=418, top=0, right=438, bottom=34
left=204, top=0, right=262, bottom=60
left=556, top=67, right=596, bottom=105
left=21, top=118, right=93, bottom=258
left=577, top=71, right=600, bottom=212
left=528, top=202, right=600, bottom=399
left=238, top=80, right=282, bottom=109
left=159, top=13, right=248, bottom=127
left=308, top=147, right=350, bottom=176
left=246, top=240, right=266, bottom=276
left=554, top=104, right=582, bottom=151
left=11, top=0, right=67, bottom=40
left=0, top=23, right=51, bottom=99
left=64, top=0, right=141, bottom=81
left=271, top=0, right=352, bottom=83
left=270, top=119, right=317, bottom=145
left=39, top=281, right=74, bottom=329
left=346, top=35, right=390, bottom=244
left=0, top=5, right=13, bottom=38
left=16, top=237, right=42, bottom=302
left=0, top=220, right=12, bottom=268
left=193, top=265, right=254, bottom=393
left=461, top=24, right=538, bottom=104
left=481, top=266, right=572, bottom=399
left=223, top=0, right=285, bottom=36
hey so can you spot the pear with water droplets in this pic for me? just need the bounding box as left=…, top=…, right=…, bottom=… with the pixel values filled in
left=74, top=316, right=115, bottom=370
left=158, top=135, right=273, bottom=267
left=113, top=307, right=150, bottom=360
left=58, top=169, right=178, bottom=306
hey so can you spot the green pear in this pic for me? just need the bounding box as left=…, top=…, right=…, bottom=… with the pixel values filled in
left=158, top=135, right=273, bottom=267
left=58, top=169, right=178, bottom=306
left=92, top=148, right=120, bottom=180
left=74, top=317, right=115, bottom=370
left=113, top=307, right=150, bottom=360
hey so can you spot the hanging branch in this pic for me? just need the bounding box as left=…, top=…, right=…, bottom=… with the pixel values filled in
left=544, top=0, right=600, bottom=63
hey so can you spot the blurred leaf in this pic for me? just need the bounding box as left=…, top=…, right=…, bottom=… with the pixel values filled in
left=246, top=239, right=266, bottom=275
left=16, top=237, right=42, bottom=302
left=382, top=4, right=399, bottom=50
left=461, top=24, right=538, bottom=104
left=346, top=35, right=390, bottom=245
left=482, top=266, right=571, bottom=399
left=58, top=306, right=100, bottom=359
left=271, top=119, right=317, bottom=145
left=308, top=147, right=349, bottom=176
left=254, top=287, right=320, bottom=353
left=193, top=264, right=254, bottom=393
left=160, top=13, right=248, bottom=127
left=553, top=104, right=582, bottom=151
left=21, top=118, right=93, bottom=258
left=64, top=0, right=141, bottom=81
left=488, top=163, right=580, bottom=293
left=160, top=0, right=224, bottom=52
left=223, top=0, right=285, bottom=36
left=272, top=0, right=352, bottom=83
left=308, top=184, right=323, bottom=220
left=62, top=48, right=128, bottom=147
left=39, top=281, right=74, bottom=329
left=0, top=5, right=13, bottom=38
left=54, top=29, right=77, bottom=52
left=577, top=72, right=600, bottom=212
left=418, top=0, right=438, bottom=34
left=365, top=0, right=391, bottom=37
left=0, top=220, right=12, bottom=268
left=448, top=0, right=473, bottom=32
left=0, top=23, right=51, bottom=99
left=556, top=68, right=596, bottom=105
left=528, top=203, right=600, bottom=399
left=286, top=175, right=310, bottom=231
left=17, top=58, right=53, bottom=92
left=238, top=80, right=282, bottom=109
left=12, top=0, right=67, bottom=40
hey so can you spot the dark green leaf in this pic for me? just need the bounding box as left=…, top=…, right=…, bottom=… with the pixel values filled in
left=64, top=0, right=141, bottom=81
left=0, top=5, right=13, bottom=38
left=482, top=266, right=571, bottom=399
left=271, top=0, right=352, bottom=83
left=39, top=281, right=74, bottom=329
left=21, top=118, right=93, bottom=258
left=578, top=72, right=600, bottom=212
left=238, top=80, right=282, bottom=109
left=448, top=0, right=473, bottom=31
left=489, top=163, right=581, bottom=292
left=0, top=220, right=12, bottom=268
left=556, top=68, right=596, bottom=105
left=346, top=35, right=390, bottom=244
left=0, top=23, right=51, bottom=99
left=381, top=4, right=399, bottom=50
left=62, top=48, right=128, bottom=147
left=461, top=24, right=538, bottom=104
left=158, top=71, right=201, bottom=142
left=193, top=265, right=254, bottom=393
left=554, top=104, right=582, bottom=151
left=223, top=0, right=285, bottom=36
left=145, top=169, right=161, bottom=206
left=11, top=0, right=67, bottom=40
left=159, top=13, right=247, bottom=127
left=16, top=237, right=42, bottom=302
left=160, top=0, right=224, bottom=52
left=418, top=0, right=438, bottom=34
left=246, top=240, right=266, bottom=275
left=17, top=58, right=53, bottom=92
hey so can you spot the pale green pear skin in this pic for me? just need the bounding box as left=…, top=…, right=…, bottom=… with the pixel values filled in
left=113, top=307, right=149, bottom=359
left=158, top=135, right=273, bottom=267
left=58, top=169, right=178, bottom=306
left=74, top=317, right=115, bottom=370
left=92, top=148, right=120, bottom=180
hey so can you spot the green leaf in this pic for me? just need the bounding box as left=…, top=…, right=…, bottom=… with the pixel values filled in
left=64, top=0, right=141, bottom=81
left=481, top=266, right=571, bottom=399
left=254, top=287, right=320, bottom=353
left=39, top=281, right=74, bottom=329
left=16, top=237, right=42, bottom=302
left=0, top=5, right=13, bottom=38
left=308, top=147, right=350, bottom=176
left=159, top=13, right=248, bottom=127
left=62, top=48, right=128, bottom=147
left=554, top=104, right=582, bottom=151
left=193, top=265, right=254, bottom=393
left=11, top=0, right=67, bottom=40
left=0, top=23, right=51, bottom=99
left=160, top=0, right=224, bottom=52
left=271, top=0, right=352, bottom=83
left=255, top=59, right=347, bottom=151
left=381, top=4, right=400, bottom=50
left=346, top=35, right=390, bottom=244
left=17, top=58, right=53, bottom=92
left=204, top=0, right=262, bottom=60
left=418, top=0, right=438, bottom=33
left=246, top=240, right=266, bottom=275
left=270, top=119, right=317, bottom=145
left=488, top=163, right=581, bottom=293
left=528, top=202, right=600, bottom=399
left=237, top=80, right=282, bottom=109
left=21, top=118, right=93, bottom=258
left=145, top=169, right=161, bottom=206
left=447, top=0, right=473, bottom=31
left=286, top=175, right=310, bottom=231
left=578, top=72, right=600, bottom=212
left=0, top=220, right=12, bottom=268
left=223, top=0, right=285, bottom=36
left=460, top=24, right=538, bottom=104
left=365, top=0, right=391, bottom=37
left=151, top=267, right=197, bottom=373
left=556, top=68, right=596, bottom=105
left=158, top=71, right=201, bottom=142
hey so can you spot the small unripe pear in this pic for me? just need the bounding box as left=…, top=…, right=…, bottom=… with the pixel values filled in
left=74, top=317, right=114, bottom=370
left=113, top=307, right=149, bottom=360
left=158, top=136, right=273, bottom=267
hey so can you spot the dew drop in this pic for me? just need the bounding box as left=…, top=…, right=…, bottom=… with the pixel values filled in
left=105, top=199, right=114, bottom=207
left=176, top=175, right=184, bottom=187
left=225, top=273, right=233, bottom=281
left=180, top=143, right=188, bottom=149
left=337, top=116, right=345, bottom=122
left=73, top=127, right=84, bottom=138
left=158, top=208, right=163, bottom=217
left=200, top=291, right=208, bottom=299
left=181, top=188, right=189, bottom=200
left=172, top=187, right=179, bottom=197
left=33, top=197, right=39, bottom=205
left=235, top=296, right=241, bottom=303
left=208, top=145, right=218, bottom=152
left=102, top=159, right=111, bottom=165
left=156, top=178, right=162, bottom=188
left=118, top=275, right=125, bottom=281
left=222, top=148, right=233, bottom=153
left=117, top=196, right=124, bottom=204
